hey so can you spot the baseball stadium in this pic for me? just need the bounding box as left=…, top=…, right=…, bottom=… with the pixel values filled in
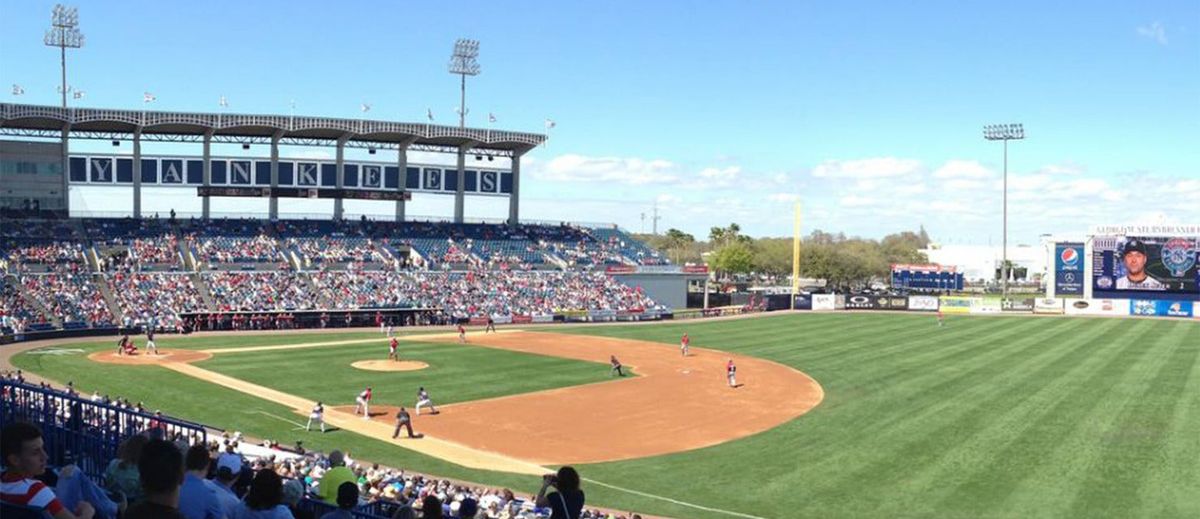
left=2, top=3, right=1199, bottom=519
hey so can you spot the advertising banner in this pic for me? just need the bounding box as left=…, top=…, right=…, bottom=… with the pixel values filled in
left=845, top=295, right=878, bottom=310
left=876, top=296, right=909, bottom=310
left=939, top=296, right=979, bottom=314
left=793, top=294, right=813, bottom=310
left=511, top=315, right=533, bottom=324
left=468, top=316, right=489, bottom=326
left=1055, top=243, right=1085, bottom=296
left=1064, top=298, right=1128, bottom=316
left=1130, top=300, right=1194, bottom=318
left=1092, top=235, right=1200, bottom=301
left=491, top=315, right=513, bottom=325
left=532, top=314, right=555, bottom=323
left=971, top=299, right=1003, bottom=314
left=834, top=295, right=847, bottom=310
left=813, top=294, right=837, bottom=311
left=1001, top=299, right=1035, bottom=312
left=908, top=295, right=939, bottom=311
left=1034, top=298, right=1065, bottom=314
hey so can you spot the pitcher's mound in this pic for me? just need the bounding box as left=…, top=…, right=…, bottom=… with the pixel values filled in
left=88, top=349, right=212, bottom=365
left=351, top=360, right=429, bottom=372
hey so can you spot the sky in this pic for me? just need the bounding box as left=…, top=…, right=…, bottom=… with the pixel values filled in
left=1, top=0, right=1197, bottom=245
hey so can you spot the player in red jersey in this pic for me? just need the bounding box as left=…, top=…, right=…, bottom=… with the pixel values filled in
left=680, top=333, right=690, bottom=357
left=354, top=387, right=372, bottom=419
left=457, top=323, right=467, bottom=343
left=388, top=337, right=399, bottom=361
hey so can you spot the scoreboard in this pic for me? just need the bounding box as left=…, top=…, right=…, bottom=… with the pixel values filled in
left=891, top=263, right=964, bottom=291
left=197, top=186, right=410, bottom=201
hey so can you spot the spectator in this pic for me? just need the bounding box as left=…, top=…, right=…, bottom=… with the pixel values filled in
left=209, top=455, right=242, bottom=517
left=178, top=445, right=224, bottom=519
left=320, top=481, right=358, bottom=519
left=1, top=421, right=95, bottom=519
left=104, top=434, right=147, bottom=505
left=280, top=479, right=313, bottom=519
left=535, top=467, right=583, bottom=519
left=125, top=439, right=186, bottom=519
left=420, top=495, right=442, bottom=519
left=316, top=451, right=355, bottom=503
left=232, top=469, right=293, bottom=519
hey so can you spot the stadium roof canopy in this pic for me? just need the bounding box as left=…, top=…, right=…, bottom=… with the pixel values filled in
left=0, top=103, right=546, bottom=157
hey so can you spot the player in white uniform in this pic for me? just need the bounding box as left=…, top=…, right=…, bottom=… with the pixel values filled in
left=145, top=330, right=159, bottom=355
left=354, top=387, right=372, bottom=419
left=727, top=359, right=737, bottom=388
left=306, top=402, right=326, bottom=432
left=1116, top=239, right=1168, bottom=290
left=415, top=387, right=439, bottom=415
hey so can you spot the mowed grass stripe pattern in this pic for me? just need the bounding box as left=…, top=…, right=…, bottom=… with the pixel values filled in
left=195, top=340, right=624, bottom=407
left=564, top=314, right=1200, bottom=519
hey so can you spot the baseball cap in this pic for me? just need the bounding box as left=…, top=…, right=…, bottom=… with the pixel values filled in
left=1122, top=239, right=1149, bottom=257
left=328, top=450, right=345, bottom=467
left=216, top=453, right=241, bottom=478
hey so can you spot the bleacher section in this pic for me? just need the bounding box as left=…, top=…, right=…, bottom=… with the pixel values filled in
left=0, top=217, right=671, bottom=333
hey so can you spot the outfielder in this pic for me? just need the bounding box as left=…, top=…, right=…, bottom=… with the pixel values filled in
left=727, top=359, right=737, bottom=388
left=415, top=387, right=438, bottom=415
left=457, top=323, right=467, bottom=343
left=680, top=333, right=690, bottom=357
left=354, top=386, right=372, bottom=419
left=306, top=401, right=326, bottom=432
left=610, top=355, right=625, bottom=377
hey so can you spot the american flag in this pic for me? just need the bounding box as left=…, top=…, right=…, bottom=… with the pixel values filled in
left=143, top=92, right=156, bottom=104
left=426, top=108, right=434, bottom=122
left=488, top=113, right=496, bottom=123
left=544, top=119, right=556, bottom=130
left=12, top=84, right=25, bottom=96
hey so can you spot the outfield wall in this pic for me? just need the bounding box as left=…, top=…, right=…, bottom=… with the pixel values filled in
left=790, top=293, right=1198, bottom=320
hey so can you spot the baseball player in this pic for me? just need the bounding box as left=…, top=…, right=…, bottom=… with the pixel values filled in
left=116, top=334, right=133, bottom=355
left=485, top=316, right=497, bottom=333
left=937, top=309, right=944, bottom=327
left=354, top=386, right=372, bottom=419
left=727, top=359, right=737, bottom=388
left=415, top=387, right=438, bottom=415
left=392, top=407, right=418, bottom=439
left=306, top=401, right=326, bottom=432
left=680, top=333, right=690, bottom=357
left=388, top=336, right=400, bottom=361
left=610, top=355, right=625, bottom=377
left=386, top=322, right=395, bottom=338
left=145, top=329, right=159, bottom=355
left=457, top=323, right=467, bottom=343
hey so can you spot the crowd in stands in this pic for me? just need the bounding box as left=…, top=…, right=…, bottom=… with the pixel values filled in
left=0, top=217, right=672, bottom=334
left=108, top=273, right=206, bottom=330
left=1, top=373, right=636, bottom=519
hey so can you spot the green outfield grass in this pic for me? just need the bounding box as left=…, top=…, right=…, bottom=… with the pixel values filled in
left=12, top=314, right=1200, bottom=519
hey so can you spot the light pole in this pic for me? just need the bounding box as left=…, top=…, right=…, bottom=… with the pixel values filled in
left=983, top=123, right=1025, bottom=302
left=448, top=39, right=480, bottom=128
left=44, top=4, right=84, bottom=108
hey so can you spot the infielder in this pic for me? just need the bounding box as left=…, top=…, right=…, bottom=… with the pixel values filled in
left=388, top=336, right=400, bottom=361
left=415, top=387, right=438, bottom=415
left=727, top=359, right=737, bottom=388
left=680, top=333, right=690, bottom=357
left=485, top=317, right=496, bottom=333
left=610, top=355, right=625, bottom=377
left=457, top=323, right=467, bottom=343
left=354, top=386, right=372, bottom=419
left=306, top=401, right=326, bottom=432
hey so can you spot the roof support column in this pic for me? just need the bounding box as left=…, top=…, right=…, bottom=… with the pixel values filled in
left=453, top=140, right=478, bottom=224
left=395, top=137, right=417, bottom=223
left=334, top=134, right=349, bottom=221
left=269, top=130, right=283, bottom=221
left=508, top=146, right=531, bottom=227
left=201, top=130, right=213, bottom=220
left=133, top=127, right=142, bottom=219
left=60, top=122, right=71, bottom=217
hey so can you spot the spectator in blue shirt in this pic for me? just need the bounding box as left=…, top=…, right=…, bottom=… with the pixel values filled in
left=178, top=445, right=224, bottom=519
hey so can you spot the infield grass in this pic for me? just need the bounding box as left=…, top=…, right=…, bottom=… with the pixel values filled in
left=13, top=314, right=1200, bottom=519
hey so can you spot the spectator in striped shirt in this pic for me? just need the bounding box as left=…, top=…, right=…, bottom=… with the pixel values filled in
left=1, top=421, right=95, bottom=519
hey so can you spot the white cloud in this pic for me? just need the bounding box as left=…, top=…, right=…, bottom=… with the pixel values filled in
left=699, top=166, right=741, bottom=182
left=1035, top=163, right=1085, bottom=176
left=533, top=154, right=680, bottom=185
left=839, top=195, right=876, bottom=207
left=811, top=157, right=921, bottom=179
left=1137, top=22, right=1168, bottom=45
left=933, top=160, right=993, bottom=179
left=656, top=193, right=682, bottom=205
left=767, top=193, right=800, bottom=203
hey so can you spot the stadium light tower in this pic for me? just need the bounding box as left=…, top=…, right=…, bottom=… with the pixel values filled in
left=44, top=4, right=85, bottom=108
left=448, top=39, right=480, bottom=128
left=983, top=123, right=1025, bottom=302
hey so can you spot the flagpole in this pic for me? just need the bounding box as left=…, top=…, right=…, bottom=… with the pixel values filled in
left=791, top=201, right=802, bottom=310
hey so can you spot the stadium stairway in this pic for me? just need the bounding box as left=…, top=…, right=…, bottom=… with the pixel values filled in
left=190, top=273, right=219, bottom=311
left=93, top=273, right=124, bottom=323
left=299, top=272, right=332, bottom=308
left=9, top=275, right=61, bottom=328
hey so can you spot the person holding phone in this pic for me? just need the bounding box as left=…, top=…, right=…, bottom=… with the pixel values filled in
left=535, top=466, right=583, bottom=519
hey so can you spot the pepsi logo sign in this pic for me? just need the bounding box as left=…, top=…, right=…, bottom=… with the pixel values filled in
left=1060, top=247, right=1079, bottom=266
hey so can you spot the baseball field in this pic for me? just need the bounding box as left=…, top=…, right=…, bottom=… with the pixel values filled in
left=9, top=312, right=1200, bottom=519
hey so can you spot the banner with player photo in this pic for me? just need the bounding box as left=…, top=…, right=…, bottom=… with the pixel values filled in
left=1092, top=236, right=1200, bottom=301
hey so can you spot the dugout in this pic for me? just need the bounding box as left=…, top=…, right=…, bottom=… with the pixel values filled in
left=608, top=265, right=708, bottom=310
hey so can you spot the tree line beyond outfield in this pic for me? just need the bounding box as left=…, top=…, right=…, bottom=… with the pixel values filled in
left=633, top=224, right=931, bottom=290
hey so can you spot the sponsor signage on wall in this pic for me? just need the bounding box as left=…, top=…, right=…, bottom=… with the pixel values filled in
left=845, top=295, right=877, bottom=310
left=1064, top=299, right=1129, bottom=316
left=1130, top=300, right=1194, bottom=318
left=908, top=295, right=939, bottom=311
left=793, top=294, right=813, bottom=310
left=876, top=296, right=909, bottom=310
left=939, top=296, right=978, bottom=314
left=1055, top=243, right=1085, bottom=296
left=1033, top=298, right=1065, bottom=315
left=1001, top=299, right=1035, bottom=312
left=813, top=294, right=837, bottom=311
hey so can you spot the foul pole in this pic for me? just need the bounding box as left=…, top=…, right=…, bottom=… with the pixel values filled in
left=791, top=202, right=802, bottom=309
